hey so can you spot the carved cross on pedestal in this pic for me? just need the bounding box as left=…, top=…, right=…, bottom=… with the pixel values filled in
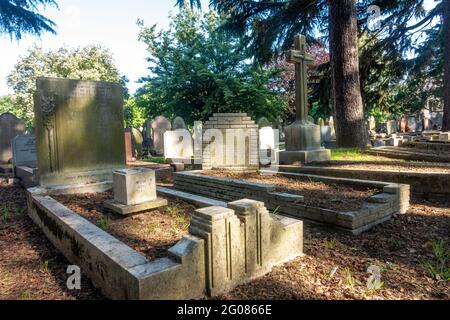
left=286, top=35, right=314, bottom=122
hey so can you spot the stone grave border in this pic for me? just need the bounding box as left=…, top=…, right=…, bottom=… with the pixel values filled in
left=277, top=161, right=450, bottom=199
left=173, top=171, right=410, bottom=235
left=26, top=182, right=303, bottom=300
left=368, top=146, right=450, bottom=163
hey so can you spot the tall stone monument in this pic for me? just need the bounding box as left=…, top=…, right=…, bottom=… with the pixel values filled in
left=0, top=113, right=26, bottom=164
left=34, top=78, right=126, bottom=187
left=279, top=35, right=331, bottom=164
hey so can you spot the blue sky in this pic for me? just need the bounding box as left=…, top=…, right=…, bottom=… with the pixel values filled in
left=0, top=0, right=210, bottom=95
left=0, top=0, right=437, bottom=96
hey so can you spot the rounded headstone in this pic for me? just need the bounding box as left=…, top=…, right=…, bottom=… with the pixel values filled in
left=0, top=112, right=26, bottom=164
left=257, top=117, right=271, bottom=129
left=173, top=117, right=187, bottom=130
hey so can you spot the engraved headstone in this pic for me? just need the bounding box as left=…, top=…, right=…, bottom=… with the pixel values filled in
left=33, top=78, right=126, bottom=187
left=0, top=113, right=26, bottom=164
left=151, top=116, right=171, bottom=156
left=12, top=134, right=37, bottom=168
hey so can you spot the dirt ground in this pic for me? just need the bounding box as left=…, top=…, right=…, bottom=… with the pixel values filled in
left=200, top=170, right=381, bottom=211
left=53, top=192, right=195, bottom=261
left=0, top=182, right=448, bottom=300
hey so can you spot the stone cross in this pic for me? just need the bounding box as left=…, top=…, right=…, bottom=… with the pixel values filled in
left=286, top=35, right=314, bottom=122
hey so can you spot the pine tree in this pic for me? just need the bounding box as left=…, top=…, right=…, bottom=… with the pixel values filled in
left=0, top=0, right=58, bottom=40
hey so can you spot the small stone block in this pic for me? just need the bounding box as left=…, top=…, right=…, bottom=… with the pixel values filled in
left=113, top=168, right=156, bottom=206
left=104, top=198, right=168, bottom=215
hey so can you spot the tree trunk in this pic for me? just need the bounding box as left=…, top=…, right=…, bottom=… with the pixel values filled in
left=328, top=0, right=368, bottom=147
left=443, top=0, right=450, bottom=131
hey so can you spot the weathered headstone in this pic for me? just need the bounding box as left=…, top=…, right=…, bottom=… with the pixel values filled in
left=131, top=128, right=143, bottom=159
left=125, top=131, right=133, bottom=162
left=386, top=120, right=398, bottom=135
left=172, top=117, right=187, bottom=130
left=34, top=78, right=126, bottom=187
left=0, top=113, right=26, bottom=164
left=328, top=116, right=336, bottom=139
left=279, top=35, right=331, bottom=164
left=408, top=117, right=418, bottom=132
left=151, top=116, right=171, bottom=156
left=368, top=116, right=376, bottom=131
left=422, top=117, right=431, bottom=131
left=104, top=168, right=167, bottom=215
left=164, top=129, right=193, bottom=162
left=320, top=125, right=333, bottom=142
left=12, top=134, right=37, bottom=168
left=400, top=118, right=407, bottom=133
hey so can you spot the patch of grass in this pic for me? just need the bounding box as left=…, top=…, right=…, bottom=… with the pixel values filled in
left=144, top=157, right=166, bottom=164
left=331, top=148, right=397, bottom=162
left=2, top=206, right=9, bottom=224
left=166, top=205, right=179, bottom=217
left=20, top=291, right=31, bottom=300
left=171, top=212, right=189, bottom=233
left=97, top=216, right=112, bottom=231
left=422, top=240, right=450, bottom=281
left=146, top=222, right=160, bottom=235
left=42, top=260, right=49, bottom=273
left=345, top=268, right=356, bottom=290
left=272, top=206, right=281, bottom=215
left=325, top=238, right=338, bottom=250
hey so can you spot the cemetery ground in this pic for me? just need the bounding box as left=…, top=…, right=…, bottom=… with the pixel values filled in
left=0, top=171, right=448, bottom=300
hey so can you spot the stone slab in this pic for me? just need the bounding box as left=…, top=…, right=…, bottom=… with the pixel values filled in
left=279, top=149, right=331, bottom=164
left=157, top=186, right=228, bottom=208
left=104, top=198, right=168, bottom=215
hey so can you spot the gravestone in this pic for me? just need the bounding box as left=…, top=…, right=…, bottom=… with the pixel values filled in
left=0, top=113, right=26, bottom=164
left=34, top=78, right=126, bottom=187
left=320, top=125, right=333, bottom=142
left=368, top=116, right=376, bottom=131
left=328, top=116, right=336, bottom=139
left=279, top=35, right=331, bottom=164
left=12, top=134, right=37, bottom=168
left=164, top=129, right=193, bottom=163
left=131, top=128, right=143, bottom=160
left=386, top=120, right=398, bottom=135
left=422, top=118, right=431, bottom=131
left=151, top=116, right=171, bottom=156
left=104, top=168, right=167, bottom=215
left=172, top=117, right=187, bottom=130
left=125, top=131, right=133, bottom=162
left=408, top=117, right=418, bottom=132
left=142, top=120, right=153, bottom=156
left=400, top=118, right=407, bottom=133
left=203, top=113, right=259, bottom=171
